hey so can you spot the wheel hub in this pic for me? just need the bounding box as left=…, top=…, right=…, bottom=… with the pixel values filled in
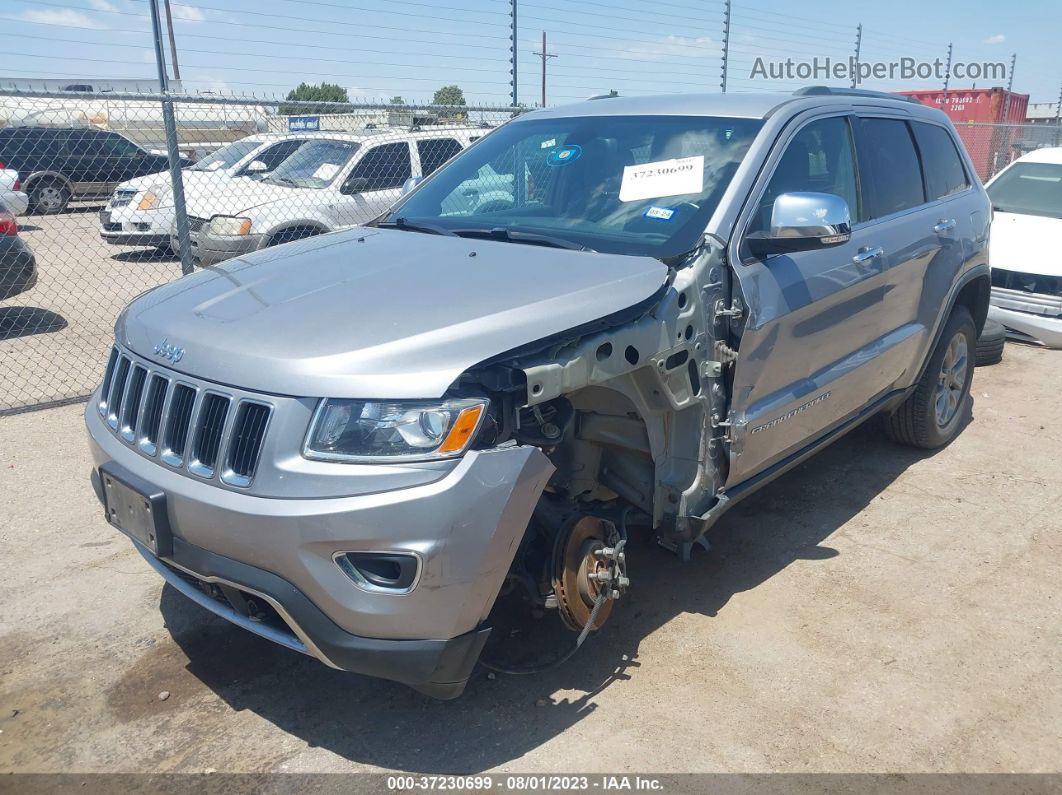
left=553, top=516, right=615, bottom=632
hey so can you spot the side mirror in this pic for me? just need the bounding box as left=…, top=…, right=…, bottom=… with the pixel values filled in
left=245, top=160, right=268, bottom=172
left=341, top=176, right=371, bottom=195
left=401, top=175, right=423, bottom=195
left=747, top=192, right=851, bottom=257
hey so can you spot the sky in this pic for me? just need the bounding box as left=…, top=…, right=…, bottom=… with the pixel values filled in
left=0, top=0, right=1059, bottom=108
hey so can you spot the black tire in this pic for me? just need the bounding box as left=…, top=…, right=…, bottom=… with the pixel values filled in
left=885, top=305, right=976, bottom=449
left=28, top=181, right=71, bottom=215
left=975, top=318, right=1006, bottom=366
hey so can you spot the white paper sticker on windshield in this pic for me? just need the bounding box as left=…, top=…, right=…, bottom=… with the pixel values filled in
left=540, top=138, right=556, bottom=149
left=313, top=163, right=340, bottom=180
left=619, top=155, right=703, bottom=202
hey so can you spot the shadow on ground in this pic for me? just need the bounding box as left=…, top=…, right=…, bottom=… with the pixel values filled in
left=151, top=411, right=970, bottom=773
left=0, top=307, right=67, bottom=340
left=111, top=248, right=178, bottom=264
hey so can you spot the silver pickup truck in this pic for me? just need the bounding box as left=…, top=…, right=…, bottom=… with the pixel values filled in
left=85, top=87, right=990, bottom=698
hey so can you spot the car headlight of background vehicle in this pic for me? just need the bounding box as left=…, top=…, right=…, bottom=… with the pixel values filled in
left=209, top=215, right=252, bottom=236
left=304, top=398, right=488, bottom=462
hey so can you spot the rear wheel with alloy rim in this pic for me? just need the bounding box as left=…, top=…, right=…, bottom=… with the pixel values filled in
left=885, top=306, right=976, bottom=449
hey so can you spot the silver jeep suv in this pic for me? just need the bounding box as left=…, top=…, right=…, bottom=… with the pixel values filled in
left=85, top=87, right=990, bottom=698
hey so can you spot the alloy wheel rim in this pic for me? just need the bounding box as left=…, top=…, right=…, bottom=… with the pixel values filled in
left=935, top=332, right=968, bottom=427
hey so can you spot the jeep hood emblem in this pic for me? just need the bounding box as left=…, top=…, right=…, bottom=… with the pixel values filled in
left=153, top=338, right=185, bottom=364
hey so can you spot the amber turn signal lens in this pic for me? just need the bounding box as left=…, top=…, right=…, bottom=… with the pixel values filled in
left=437, top=405, right=484, bottom=454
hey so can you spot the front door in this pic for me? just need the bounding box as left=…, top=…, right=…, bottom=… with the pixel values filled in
left=725, top=114, right=898, bottom=487
left=333, top=141, right=413, bottom=227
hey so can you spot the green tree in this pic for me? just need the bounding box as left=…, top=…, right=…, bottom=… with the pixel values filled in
left=279, top=82, right=349, bottom=114
left=389, top=95, right=406, bottom=105
left=432, top=85, right=466, bottom=106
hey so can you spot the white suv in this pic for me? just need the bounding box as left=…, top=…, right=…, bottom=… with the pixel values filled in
left=175, top=126, right=489, bottom=265
left=99, top=134, right=310, bottom=250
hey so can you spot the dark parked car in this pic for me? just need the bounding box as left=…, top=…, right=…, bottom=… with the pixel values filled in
left=0, top=127, right=191, bottom=214
left=0, top=199, right=37, bottom=300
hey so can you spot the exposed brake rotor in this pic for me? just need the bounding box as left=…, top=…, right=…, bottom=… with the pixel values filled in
left=552, top=515, right=618, bottom=632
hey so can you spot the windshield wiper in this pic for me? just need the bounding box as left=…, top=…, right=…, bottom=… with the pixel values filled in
left=267, top=176, right=298, bottom=187
left=451, top=227, right=593, bottom=252
left=377, top=217, right=457, bottom=236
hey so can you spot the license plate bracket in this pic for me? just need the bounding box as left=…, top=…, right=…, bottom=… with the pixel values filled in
left=100, top=463, right=172, bottom=557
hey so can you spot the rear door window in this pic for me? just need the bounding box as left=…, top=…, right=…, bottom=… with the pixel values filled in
left=417, top=138, right=463, bottom=176
left=910, top=122, right=970, bottom=200
left=855, top=118, right=926, bottom=219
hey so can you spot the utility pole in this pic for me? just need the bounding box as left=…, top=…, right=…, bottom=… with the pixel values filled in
left=850, top=23, right=862, bottom=89
left=942, top=42, right=953, bottom=94
left=719, top=0, right=731, bottom=92
left=1054, top=82, right=1061, bottom=147
left=162, top=0, right=181, bottom=81
left=148, top=0, right=192, bottom=275
left=509, top=0, right=518, bottom=107
left=532, top=31, right=557, bottom=107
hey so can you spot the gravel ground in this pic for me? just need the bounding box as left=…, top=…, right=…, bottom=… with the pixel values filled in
left=0, top=343, right=1059, bottom=775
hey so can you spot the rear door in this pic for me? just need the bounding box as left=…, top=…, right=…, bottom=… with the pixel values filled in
left=725, top=113, right=899, bottom=487
left=899, top=120, right=978, bottom=368
left=333, top=140, right=413, bottom=226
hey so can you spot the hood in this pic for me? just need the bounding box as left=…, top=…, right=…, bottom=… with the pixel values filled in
left=117, top=169, right=244, bottom=195
left=182, top=178, right=305, bottom=217
left=991, top=211, right=1062, bottom=277
left=118, top=228, right=668, bottom=398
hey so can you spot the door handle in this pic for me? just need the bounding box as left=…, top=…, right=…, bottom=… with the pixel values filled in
left=852, top=245, right=884, bottom=264
left=933, top=218, right=957, bottom=234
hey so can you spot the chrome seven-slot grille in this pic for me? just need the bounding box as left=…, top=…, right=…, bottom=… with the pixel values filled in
left=98, top=347, right=272, bottom=487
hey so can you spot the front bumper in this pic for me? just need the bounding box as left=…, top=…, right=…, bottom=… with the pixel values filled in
left=85, top=402, right=553, bottom=696
left=100, top=206, right=173, bottom=247
left=988, top=304, right=1062, bottom=349
left=0, top=236, right=37, bottom=300
left=177, top=227, right=266, bottom=266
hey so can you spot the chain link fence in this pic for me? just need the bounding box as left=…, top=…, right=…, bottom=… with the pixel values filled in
left=2, top=88, right=1061, bottom=413
left=954, top=121, right=1062, bottom=181
left=0, top=89, right=516, bottom=412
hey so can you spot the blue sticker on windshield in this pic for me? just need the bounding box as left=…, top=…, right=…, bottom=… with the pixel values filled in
left=547, top=145, right=582, bottom=165
left=644, top=206, right=675, bottom=221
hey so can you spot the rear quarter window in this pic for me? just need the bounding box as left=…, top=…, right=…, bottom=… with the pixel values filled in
left=911, top=122, right=970, bottom=200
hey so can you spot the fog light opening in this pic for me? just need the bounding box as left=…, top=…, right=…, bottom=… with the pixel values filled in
left=335, top=552, right=420, bottom=593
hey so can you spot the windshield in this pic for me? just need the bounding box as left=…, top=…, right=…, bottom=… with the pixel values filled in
left=189, top=139, right=260, bottom=172
left=388, top=114, right=762, bottom=257
left=264, top=139, right=359, bottom=189
left=988, top=161, right=1062, bottom=219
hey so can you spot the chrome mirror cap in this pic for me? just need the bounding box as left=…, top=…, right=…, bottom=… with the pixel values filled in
left=748, top=191, right=852, bottom=256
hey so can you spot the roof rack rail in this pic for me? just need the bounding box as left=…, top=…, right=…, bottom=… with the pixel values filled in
left=793, top=86, right=921, bottom=104
left=587, top=90, right=620, bottom=100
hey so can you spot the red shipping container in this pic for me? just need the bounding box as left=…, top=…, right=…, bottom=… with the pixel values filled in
left=894, top=88, right=1030, bottom=180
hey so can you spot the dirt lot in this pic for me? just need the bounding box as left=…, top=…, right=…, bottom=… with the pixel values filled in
left=0, top=343, right=1059, bottom=775
left=0, top=203, right=182, bottom=412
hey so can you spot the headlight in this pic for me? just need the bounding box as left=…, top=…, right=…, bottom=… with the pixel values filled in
left=209, top=215, right=252, bottom=236
left=137, top=190, right=159, bottom=210
left=304, top=398, right=488, bottom=462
